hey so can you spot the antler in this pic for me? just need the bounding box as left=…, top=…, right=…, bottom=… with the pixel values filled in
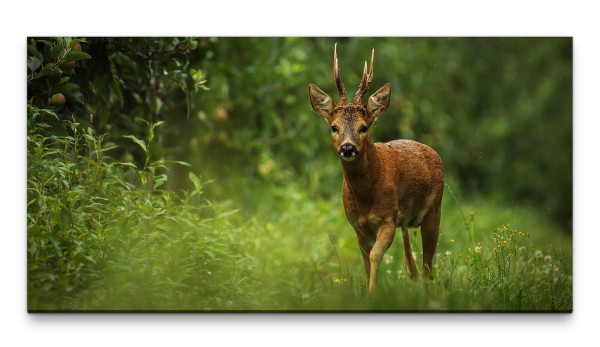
left=353, top=48, right=374, bottom=104
left=333, top=43, right=347, bottom=105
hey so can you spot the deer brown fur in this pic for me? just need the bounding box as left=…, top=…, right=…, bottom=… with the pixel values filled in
left=308, top=44, right=444, bottom=294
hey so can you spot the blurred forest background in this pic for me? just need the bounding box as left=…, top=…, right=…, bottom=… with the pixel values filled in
left=27, top=37, right=572, bottom=311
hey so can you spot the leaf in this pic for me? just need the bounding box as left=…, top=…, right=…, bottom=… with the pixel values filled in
left=51, top=43, right=64, bottom=61
left=111, top=76, right=123, bottom=106
left=58, top=83, right=85, bottom=104
left=39, top=66, right=61, bottom=77
left=217, top=209, right=239, bottom=219
left=114, top=162, right=138, bottom=170
left=27, top=45, right=44, bottom=62
left=148, top=121, right=164, bottom=142
left=153, top=173, right=168, bottom=190
left=27, top=56, right=42, bottom=72
left=58, top=82, right=80, bottom=93
left=189, top=38, right=198, bottom=50
left=123, top=135, right=147, bottom=153
left=169, top=160, right=191, bottom=167
left=64, top=50, right=91, bottom=62
left=190, top=68, right=204, bottom=82
left=68, top=38, right=86, bottom=49
left=67, top=90, right=85, bottom=105
left=189, top=172, right=201, bottom=190
left=84, top=255, right=97, bottom=264
left=95, top=144, right=119, bottom=153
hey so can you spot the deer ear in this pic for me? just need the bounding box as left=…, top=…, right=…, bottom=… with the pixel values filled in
left=309, top=84, right=334, bottom=119
left=366, top=83, right=391, bottom=121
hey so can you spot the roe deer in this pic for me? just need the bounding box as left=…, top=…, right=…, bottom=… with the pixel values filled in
left=308, top=44, right=444, bottom=294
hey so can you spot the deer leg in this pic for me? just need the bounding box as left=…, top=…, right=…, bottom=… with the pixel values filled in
left=368, top=223, right=395, bottom=295
left=401, top=226, right=419, bottom=280
left=357, top=235, right=373, bottom=282
left=421, top=205, right=441, bottom=279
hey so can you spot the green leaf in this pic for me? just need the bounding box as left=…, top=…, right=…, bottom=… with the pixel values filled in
left=149, top=121, right=164, bottom=142
left=64, top=50, right=91, bottom=62
left=36, top=39, right=55, bottom=47
left=217, top=209, right=239, bottom=219
left=153, top=173, right=168, bottom=190
left=123, top=135, right=147, bottom=153
left=115, top=162, right=138, bottom=169
left=58, top=83, right=85, bottom=104
left=189, top=172, right=201, bottom=190
left=190, top=68, right=204, bottom=82
left=96, top=144, right=119, bottom=153
left=168, top=160, right=191, bottom=167
left=67, top=90, right=85, bottom=105
left=51, top=43, right=64, bottom=61
left=68, top=38, right=86, bottom=49
left=27, top=45, right=44, bottom=62
left=58, top=82, right=80, bottom=93
left=37, top=108, right=59, bottom=121
left=111, top=76, right=123, bottom=106
left=39, top=66, right=61, bottom=77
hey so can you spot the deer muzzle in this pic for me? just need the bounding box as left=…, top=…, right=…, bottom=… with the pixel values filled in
left=339, top=143, right=358, bottom=161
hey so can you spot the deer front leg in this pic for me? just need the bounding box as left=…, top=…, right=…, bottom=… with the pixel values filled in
left=357, top=234, right=373, bottom=285
left=368, top=222, right=396, bottom=295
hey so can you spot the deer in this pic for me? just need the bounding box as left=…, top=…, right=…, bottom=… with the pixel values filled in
left=308, top=44, right=444, bottom=294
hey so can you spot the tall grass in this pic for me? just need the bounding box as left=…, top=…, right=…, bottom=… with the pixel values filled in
left=27, top=106, right=263, bottom=310
left=27, top=104, right=572, bottom=311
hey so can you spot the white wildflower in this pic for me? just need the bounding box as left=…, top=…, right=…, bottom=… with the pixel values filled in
left=535, top=250, right=543, bottom=259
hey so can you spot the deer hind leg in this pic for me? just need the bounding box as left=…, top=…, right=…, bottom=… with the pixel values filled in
left=367, top=223, right=395, bottom=295
left=401, top=226, right=419, bottom=280
left=421, top=204, right=441, bottom=279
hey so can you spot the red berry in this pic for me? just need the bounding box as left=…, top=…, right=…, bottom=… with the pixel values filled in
left=50, top=93, right=66, bottom=107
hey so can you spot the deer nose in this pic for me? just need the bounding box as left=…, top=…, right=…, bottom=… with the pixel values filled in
left=339, top=143, right=357, bottom=158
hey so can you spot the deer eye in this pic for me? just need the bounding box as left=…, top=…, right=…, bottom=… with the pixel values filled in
left=331, top=125, right=339, bottom=133
left=359, top=125, right=368, bottom=133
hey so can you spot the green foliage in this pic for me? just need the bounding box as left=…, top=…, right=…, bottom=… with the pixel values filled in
left=28, top=105, right=129, bottom=308
left=26, top=37, right=572, bottom=228
left=27, top=37, right=206, bottom=184
left=174, top=37, right=571, bottom=231
left=27, top=105, right=259, bottom=310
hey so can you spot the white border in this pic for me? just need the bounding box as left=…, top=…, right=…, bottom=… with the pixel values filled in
left=3, top=1, right=598, bottom=346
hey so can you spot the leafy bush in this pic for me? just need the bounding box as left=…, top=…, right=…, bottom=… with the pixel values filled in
left=27, top=103, right=133, bottom=309
left=27, top=104, right=265, bottom=310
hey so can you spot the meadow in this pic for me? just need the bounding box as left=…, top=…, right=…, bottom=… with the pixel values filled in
left=27, top=37, right=572, bottom=312
left=27, top=116, right=572, bottom=311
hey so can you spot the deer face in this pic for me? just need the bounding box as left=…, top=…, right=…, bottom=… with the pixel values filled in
left=308, top=44, right=391, bottom=162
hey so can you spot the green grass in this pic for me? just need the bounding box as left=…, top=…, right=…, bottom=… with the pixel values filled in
left=27, top=112, right=572, bottom=312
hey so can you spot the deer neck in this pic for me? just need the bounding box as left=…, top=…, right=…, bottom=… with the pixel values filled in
left=341, top=137, right=381, bottom=202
